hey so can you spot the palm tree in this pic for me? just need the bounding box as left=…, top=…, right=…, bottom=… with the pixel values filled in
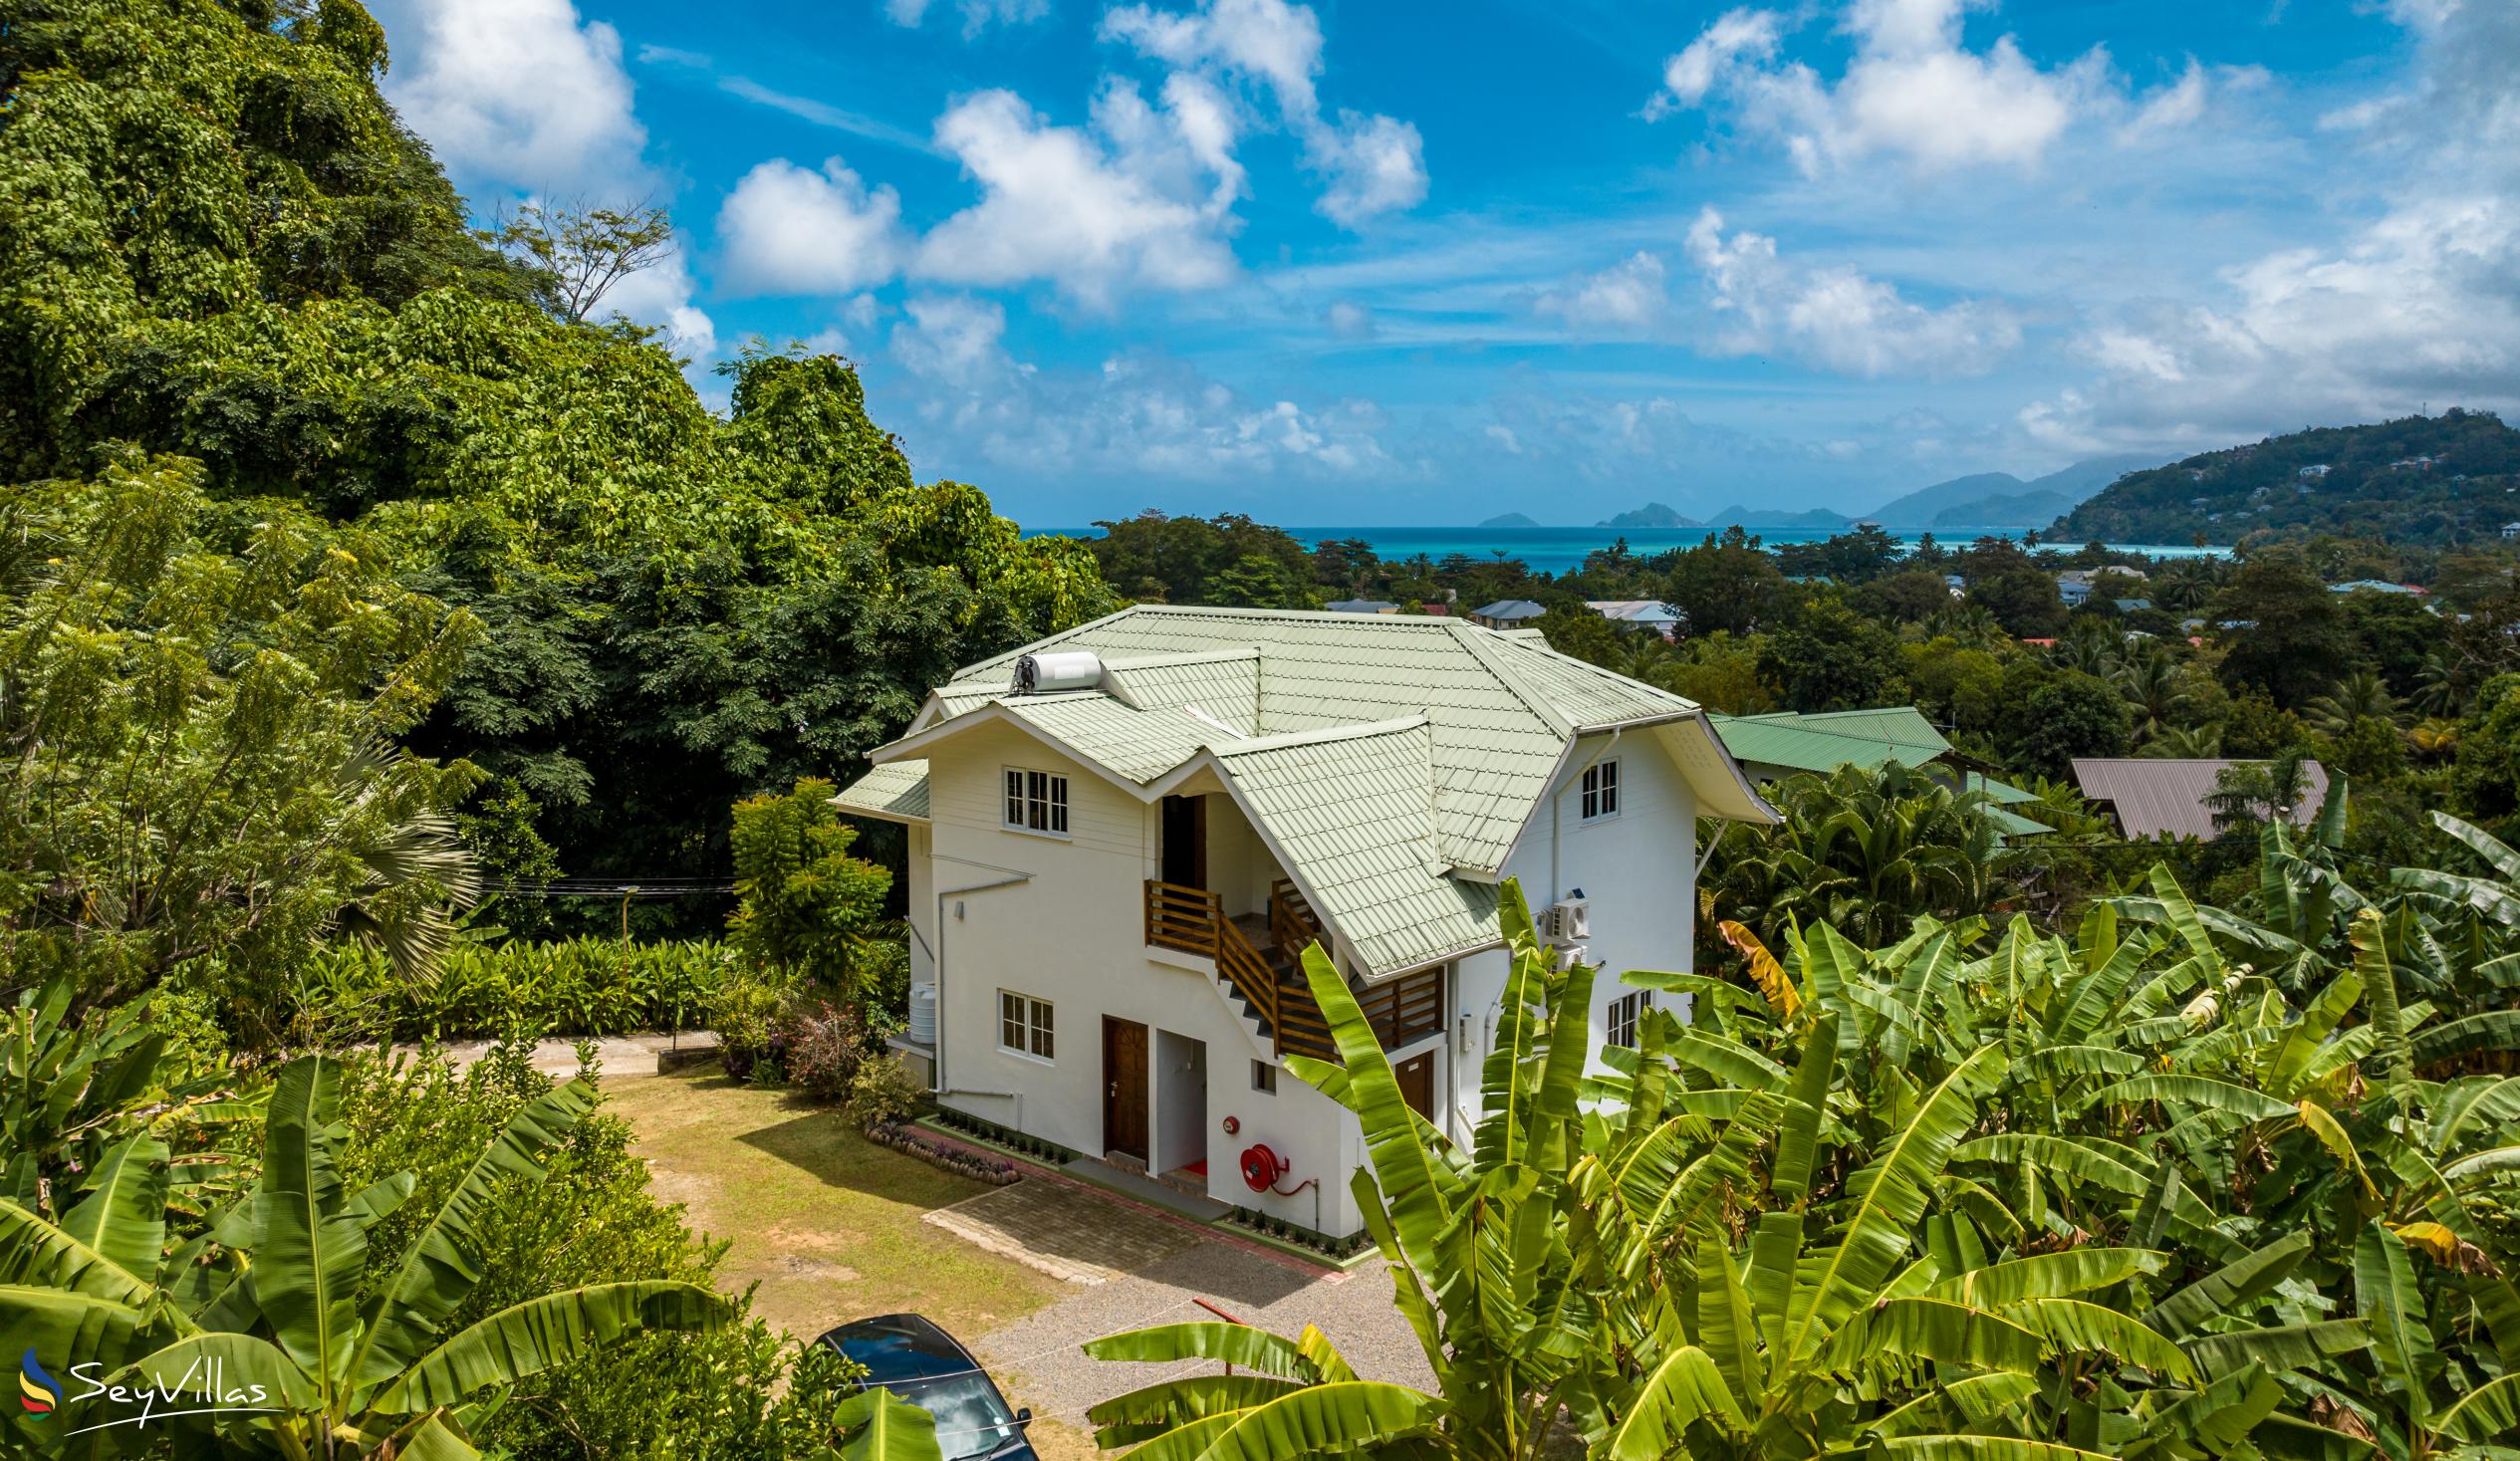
left=2055, top=617, right=2121, bottom=676
left=2113, top=644, right=2191, bottom=742
left=1922, top=602, right=2008, bottom=650
left=2412, top=651, right=2469, bottom=719
left=0, top=1056, right=735, bottom=1458
left=2143, top=721, right=2225, bottom=758
left=1610, top=632, right=1675, bottom=685
left=2305, top=667, right=2398, bottom=735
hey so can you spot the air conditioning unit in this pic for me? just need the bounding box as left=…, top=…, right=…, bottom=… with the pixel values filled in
left=1554, top=944, right=1588, bottom=971
left=1540, top=895, right=1590, bottom=942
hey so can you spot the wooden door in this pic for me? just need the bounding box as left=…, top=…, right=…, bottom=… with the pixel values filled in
left=1160, top=795, right=1206, bottom=889
left=1104, top=1018, right=1149, bottom=1160
left=1394, top=1052, right=1435, bottom=1122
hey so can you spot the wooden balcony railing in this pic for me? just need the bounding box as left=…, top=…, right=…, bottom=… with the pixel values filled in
left=1145, top=879, right=1442, bottom=1060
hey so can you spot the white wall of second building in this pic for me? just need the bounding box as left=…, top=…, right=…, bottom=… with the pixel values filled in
left=912, top=718, right=1369, bottom=1236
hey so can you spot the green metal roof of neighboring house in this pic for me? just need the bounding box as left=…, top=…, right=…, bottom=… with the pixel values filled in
left=835, top=604, right=1777, bottom=982
left=1709, top=716, right=1947, bottom=777
left=1210, top=719, right=1502, bottom=974
left=1985, top=806, right=2053, bottom=837
left=831, top=760, right=931, bottom=822
left=1749, top=706, right=1947, bottom=750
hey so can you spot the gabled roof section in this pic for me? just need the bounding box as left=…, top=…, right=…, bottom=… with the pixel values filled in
left=832, top=760, right=930, bottom=823
left=1101, top=649, right=1261, bottom=734
left=924, top=605, right=1769, bottom=867
left=2073, top=757, right=2331, bottom=841
left=1202, top=720, right=1503, bottom=977
left=1711, top=713, right=1949, bottom=776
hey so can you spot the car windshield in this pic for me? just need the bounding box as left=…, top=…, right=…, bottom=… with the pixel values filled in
left=899, top=1373, right=1021, bottom=1461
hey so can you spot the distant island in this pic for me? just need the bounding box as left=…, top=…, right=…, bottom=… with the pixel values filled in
left=1868, top=454, right=2161, bottom=530
left=1479, top=511, right=1541, bottom=528
left=1596, top=502, right=1700, bottom=528
left=1708, top=505, right=1855, bottom=530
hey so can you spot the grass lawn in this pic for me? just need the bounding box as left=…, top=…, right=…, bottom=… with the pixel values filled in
left=599, top=1067, right=1065, bottom=1346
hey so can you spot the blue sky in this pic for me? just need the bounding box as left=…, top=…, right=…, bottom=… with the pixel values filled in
left=366, top=0, right=2518, bottom=526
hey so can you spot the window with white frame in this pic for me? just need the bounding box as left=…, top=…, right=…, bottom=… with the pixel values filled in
left=1581, top=759, right=1620, bottom=821
left=998, top=991, right=1055, bottom=1060
left=1002, top=768, right=1070, bottom=835
left=1251, top=1060, right=1277, bottom=1094
left=1606, top=990, right=1649, bottom=1048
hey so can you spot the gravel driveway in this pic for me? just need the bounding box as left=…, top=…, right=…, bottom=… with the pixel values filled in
left=946, top=1177, right=1437, bottom=1441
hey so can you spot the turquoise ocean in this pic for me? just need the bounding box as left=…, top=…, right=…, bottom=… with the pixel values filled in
left=1022, top=525, right=2229, bottom=579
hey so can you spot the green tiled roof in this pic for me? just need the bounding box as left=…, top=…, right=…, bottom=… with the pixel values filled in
left=831, top=759, right=930, bottom=822
left=1709, top=716, right=1948, bottom=776
left=1211, top=719, right=1502, bottom=974
left=840, top=605, right=1775, bottom=981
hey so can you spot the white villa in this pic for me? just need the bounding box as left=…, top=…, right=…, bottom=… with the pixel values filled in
left=832, top=605, right=1776, bottom=1240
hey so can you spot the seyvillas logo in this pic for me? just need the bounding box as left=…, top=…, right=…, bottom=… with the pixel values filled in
left=18, top=1349, right=59, bottom=1416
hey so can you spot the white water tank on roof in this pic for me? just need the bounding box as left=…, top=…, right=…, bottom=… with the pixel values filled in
left=1014, top=650, right=1103, bottom=694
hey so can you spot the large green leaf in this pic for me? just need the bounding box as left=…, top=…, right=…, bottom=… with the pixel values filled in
left=2410, top=1011, right=2520, bottom=1070
left=2353, top=1219, right=2434, bottom=1425
left=837, top=1385, right=945, bottom=1461
left=0, top=1200, right=160, bottom=1307
left=1875, top=1437, right=2118, bottom=1461
left=2081, top=1075, right=2296, bottom=1124
left=0, top=1285, right=158, bottom=1374
left=1694, top=1237, right=1758, bottom=1406
left=56, top=1136, right=169, bottom=1284
left=2350, top=911, right=2409, bottom=1100
left=1299, top=944, right=1457, bottom=1280
left=248, top=1055, right=366, bottom=1398
left=2144, top=1232, right=2312, bottom=1339
left=2432, top=1371, right=2520, bottom=1443
left=1783, top=1043, right=2005, bottom=1364
left=107, top=1332, right=321, bottom=1408
left=1819, top=1298, right=2045, bottom=1376
left=1081, top=1322, right=1326, bottom=1382
left=1996, top=1298, right=2196, bottom=1380
left=1927, top=1249, right=2165, bottom=1308
left=371, top=1281, right=732, bottom=1412
left=350, top=1075, right=601, bottom=1387
left=1601, top=1344, right=1745, bottom=1461
left=1181, top=1379, right=1441, bottom=1460
left=2180, top=1321, right=2370, bottom=1378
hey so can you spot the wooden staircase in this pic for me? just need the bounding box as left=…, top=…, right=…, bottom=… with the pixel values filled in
left=1144, top=879, right=1442, bottom=1062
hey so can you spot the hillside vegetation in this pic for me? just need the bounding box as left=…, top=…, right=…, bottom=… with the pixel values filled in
left=2054, top=411, right=2520, bottom=547
left=0, top=0, right=1112, bottom=932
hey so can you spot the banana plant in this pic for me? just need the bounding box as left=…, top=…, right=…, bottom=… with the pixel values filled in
left=2, top=975, right=258, bottom=1223
left=0, top=1054, right=734, bottom=1457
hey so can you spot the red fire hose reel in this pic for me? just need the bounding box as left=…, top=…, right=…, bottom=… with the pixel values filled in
left=1239, top=1142, right=1287, bottom=1193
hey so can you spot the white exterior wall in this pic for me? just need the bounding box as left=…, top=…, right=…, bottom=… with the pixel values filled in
left=1497, top=731, right=1702, bottom=1074
left=911, top=720, right=1368, bottom=1236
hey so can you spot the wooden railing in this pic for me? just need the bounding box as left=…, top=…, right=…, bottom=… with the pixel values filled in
left=1268, top=877, right=1322, bottom=969
left=1356, top=966, right=1446, bottom=1050
left=1144, top=879, right=1436, bottom=1059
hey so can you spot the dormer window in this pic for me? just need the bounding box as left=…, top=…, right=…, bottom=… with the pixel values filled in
left=1580, top=760, right=1620, bottom=821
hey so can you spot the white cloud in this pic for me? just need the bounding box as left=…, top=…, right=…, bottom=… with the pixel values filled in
left=2119, top=61, right=2207, bottom=144
left=372, top=0, right=649, bottom=193
left=1648, top=0, right=2110, bottom=175
left=1535, top=252, right=1670, bottom=334
left=1101, top=0, right=1427, bottom=227
left=884, top=0, right=1049, bottom=38
left=2022, top=196, right=2520, bottom=451
left=885, top=308, right=1392, bottom=479
left=1325, top=301, right=1376, bottom=339
left=915, top=88, right=1240, bottom=305
left=600, top=239, right=718, bottom=364
left=1644, top=8, right=1783, bottom=117
left=1682, top=208, right=2021, bottom=375
left=715, top=158, right=907, bottom=296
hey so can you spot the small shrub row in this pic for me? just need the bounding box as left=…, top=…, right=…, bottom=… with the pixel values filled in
left=1224, top=1206, right=1371, bottom=1258
left=866, top=1120, right=1020, bottom=1185
left=306, top=938, right=735, bottom=1041
left=929, top=1106, right=1079, bottom=1164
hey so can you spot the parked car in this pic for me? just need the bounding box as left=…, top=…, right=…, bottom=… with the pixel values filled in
left=816, top=1313, right=1038, bottom=1461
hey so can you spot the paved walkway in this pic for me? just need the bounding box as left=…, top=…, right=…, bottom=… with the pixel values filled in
left=929, top=1170, right=1436, bottom=1439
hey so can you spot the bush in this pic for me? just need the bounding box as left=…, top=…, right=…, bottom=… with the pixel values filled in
left=333, top=1042, right=863, bottom=1457
left=844, top=1053, right=926, bottom=1130
left=865, top=1120, right=1021, bottom=1184
left=302, top=937, right=734, bottom=1042
left=775, top=998, right=879, bottom=1101
left=712, top=966, right=791, bottom=1081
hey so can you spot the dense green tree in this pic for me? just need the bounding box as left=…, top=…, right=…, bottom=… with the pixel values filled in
left=2212, top=552, right=2351, bottom=708
left=1854, top=567, right=1958, bottom=621
left=1664, top=526, right=1790, bottom=636
left=0, top=455, right=479, bottom=1011
left=1534, top=599, right=1625, bottom=666
left=1661, top=630, right=1777, bottom=715
left=1970, top=567, right=2070, bottom=638
left=1756, top=594, right=1903, bottom=712
left=2001, top=666, right=2134, bottom=778
left=727, top=779, right=893, bottom=990
left=1086, top=512, right=1315, bottom=606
